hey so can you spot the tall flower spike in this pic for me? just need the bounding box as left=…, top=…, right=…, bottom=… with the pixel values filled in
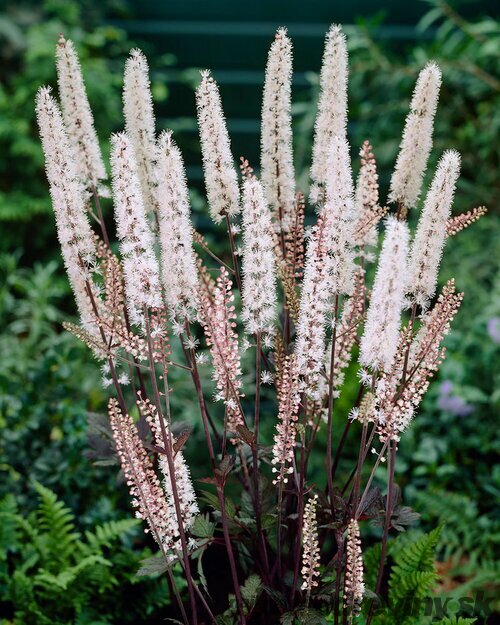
left=375, top=280, right=463, bottom=442
left=137, top=395, right=199, bottom=541
left=241, top=176, right=277, bottom=334
left=344, top=519, right=365, bottom=614
left=354, top=140, right=381, bottom=251
left=389, top=62, right=442, bottom=210
left=196, top=70, right=240, bottom=223
left=261, top=28, right=295, bottom=232
left=108, top=398, right=175, bottom=553
left=56, top=35, right=106, bottom=188
left=156, top=130, right=198, bottom=321
left=36, top=86, right=98, bottom=332
left=110, top=132, right=162, bottom=327
left=324, top=136, right=357, bottom=296
left=310, top=25, right=348, bottom=193
left=123, top=49, right=159, bottom=221
left=408, top=150, right=461, bottom=308
left=360, top=216, right=409, bottom=372
left=301, top=495, right=320, bottom=597
left=295, top=214, right=331, bottom=397
left=271, top=355, right=300, bottom=485
left=199, top=267, right=243, bottom=436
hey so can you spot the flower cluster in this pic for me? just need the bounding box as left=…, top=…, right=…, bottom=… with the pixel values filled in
left=407, top=150, right=461, bottom=308
left=360, top=216, right=409, bottom=372
left=446, top=205, right=487, bottom=237
left=295, top=214, right=332, bottom=396
left=374, top=280, right=463, bottom=442
left=199, top=267, right=243, bottom=435
left=241, top=176, right=277, bottom=334
left=123, top=49, right=159, bottom=221
left=344, top=519, right=365, bottom=613
left=301, top=495, right=321, bottom=594
left=354, top=141, right=383, bottom=251
left=323, top=136, right=357, bottom=296
left=271, top=355, right=300, bottom=484
left=261, top=28, right=295, bottom=232
left=389, top=62, right=441, bottom=210
left=310, top=25, right=348, bottom=193
left=110, top=132, right=162, bottom=327
left=196, top=71, right=240, bottom=223
left=35, top=86, right=98, bottom=332
left=56, top=35, right=106, bottom=189
left=156, top=130, right=199, bottom=321
left=108, top=398, right=174, bottom=552
left=137, top=395, right=199, bottom=539
left=326, top=268, right=365, bottom=390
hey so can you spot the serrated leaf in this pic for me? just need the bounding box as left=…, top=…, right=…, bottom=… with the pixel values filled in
left=241, top=574, right=262, bottom=610
left=191, top=514, right=216, bottom=539
left=136, top=553, right=169, bottom=577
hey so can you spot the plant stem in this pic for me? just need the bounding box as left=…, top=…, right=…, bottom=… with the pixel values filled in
left=352, top=421, right=368, bottom=514
left=218, top=484, right=246, bottom=624
left=91, top=184, right=110, bottom=248
left=144, top=312, right=199, bottom=625
left=290, top=388, right=308, bottom=605
left=251, top=333, right=271, bottom=584
left=331, top=382, right=364, bottom=478
left=354, top=439, right=389, bottom=519
left=333, top=530, right=344, bottom=625
left=327, top=295, right=340, bottom=515
left=225, top=213, right=242, bottom=291
left=366, top=440, right=396, bottom=625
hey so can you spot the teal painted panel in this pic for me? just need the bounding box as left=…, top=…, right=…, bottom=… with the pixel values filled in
left=124, top=0, right=497, bottom=25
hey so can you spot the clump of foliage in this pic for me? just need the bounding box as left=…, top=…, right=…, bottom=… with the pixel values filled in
left=0, top=483, right=180, bottom=624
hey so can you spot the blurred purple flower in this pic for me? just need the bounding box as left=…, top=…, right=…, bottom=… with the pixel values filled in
left=438, top=380, right=474, bottom=416
left=440, top=380, right=453, bottom=395
left=487, top=317, right=500, bottom=344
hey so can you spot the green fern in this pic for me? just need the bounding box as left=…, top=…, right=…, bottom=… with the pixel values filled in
left=388, top=527, right=441, bottom=623
left=85, top=518, right=139, bottom=550
left=368, top=528, right=442, bottom=625
left=0, top=494, right=19, bottom=560
left=33, top=482, right=81, bottom=569
left=1, top=487, right=172, bottom=623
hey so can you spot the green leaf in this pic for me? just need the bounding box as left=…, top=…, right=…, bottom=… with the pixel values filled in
left=241, top=574, right=262, bottom=611
left=136, top=553, right=170, bottom=577
left=191, top=513, right=216, bottom=539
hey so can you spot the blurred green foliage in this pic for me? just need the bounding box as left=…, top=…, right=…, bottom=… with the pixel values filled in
left=0, top=483, right=179, bottom=624
left=0, top=0, right=173, bottom=259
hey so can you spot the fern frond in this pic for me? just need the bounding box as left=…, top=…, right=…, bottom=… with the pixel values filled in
left=387, top=527, right=442, bottom=622
left=33, top=482, right=81, bottom=568
left=85, top=518, right=140, bottom=550
left=0, top=494, right=20, bottom=559
left=34, top=555, right=110, bottom=591
left=389, top=570, right=436, bottom=603
left=392, top=526, right=441, bottom=575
